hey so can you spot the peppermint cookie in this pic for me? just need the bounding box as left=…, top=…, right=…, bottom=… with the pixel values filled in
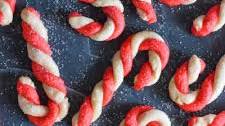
left=0, top=0, right=16, bottom=26
left=169, top=55, right=225, bottom=112
left=69, top=0, right=125, bottom=41
left=120, top=105, right=171, bottom=126
left=72, top=31, right=169, bottom=126
left=160, top=0, right=196, bottom=7
left=131, top=0, right=157, bottom=24
left=188, top=111, right=225, bottom=126
left=18, top=7, right=70, bottom=125
left=192, top=0, right=225, bottom=37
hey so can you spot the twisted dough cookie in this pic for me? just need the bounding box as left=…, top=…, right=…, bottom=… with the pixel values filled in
left=169, top=55, right=225, bottom=112
left=68, top=0, right=125, bottom=41
left=131, top=0, right=157, bottom=24
left=0, top=0, right=16, bottom=26
left=18, top=7, right=69, bottom=125
left=192, top=0, right=225, bottom=37
left=160, top=0, right=196, bottom=6
left=72, top=31, right=169, bottom=126
left=188, top=111, right=225, bottom=126
left=120, top=106, right=171, bottom=126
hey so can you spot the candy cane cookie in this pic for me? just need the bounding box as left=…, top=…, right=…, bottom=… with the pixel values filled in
left=72, top=31, right=169, bottom=126
left=169, top=55, right=225, bottom=112
left=0, top=0, right=16, bottom=26
left=18, top=7, right=70, bottom=125
left=131, top=0, right=157, bottom=24
left=120, top=106, right=171, bottom=126
left=188, top=111, right=225, bottom=126
left=192, top=0, right=225, bottom=37
left=68, top=0, right=125, bottom=41
left=160, top=0, right=196, bottom=7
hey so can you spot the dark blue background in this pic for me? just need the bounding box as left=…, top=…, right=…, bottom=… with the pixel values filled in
left=0, top=0, right=224, bottom=125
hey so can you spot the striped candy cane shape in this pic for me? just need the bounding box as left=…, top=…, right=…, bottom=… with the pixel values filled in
left=19, top=7, right=70, bottom=125
left=0, top=0, right=16, bottom=26
left=160, top=0, right=196, bottom=7
left=169, top=55, right=225, bottom=112
left=131, top=0, right=157, bottom=24
left=72, top=31, right=169, bottom=126
left=188, top=111, right=225, bottom=126
left=192, top=0, right=225, bottom=37
left=68, top=0, right=125, bottom=41
left=120, top=106, right=171, bottom=126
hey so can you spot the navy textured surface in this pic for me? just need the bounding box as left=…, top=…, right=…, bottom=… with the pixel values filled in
left=0, top=0, right=224, bottom=125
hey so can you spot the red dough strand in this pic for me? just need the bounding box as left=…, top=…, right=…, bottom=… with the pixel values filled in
left=192, top=5, right=220, bottom=37
left=68, top=0, right=125, bottom=41
left=188, top=111, right=225, bottom=126
left=192, top=0, right=225, bottom=37
left=120, top=105, right=171, bottom=126
left=169, top=55, right=225, bottom=112
left=131, top=0, right=157, bottom=24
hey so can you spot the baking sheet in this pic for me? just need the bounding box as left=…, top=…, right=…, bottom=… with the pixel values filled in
left=0, top=0, right=225, bottom=125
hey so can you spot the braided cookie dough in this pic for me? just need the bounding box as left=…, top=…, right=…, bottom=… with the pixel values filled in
left=188, top=111, right=225, bottom=126
left=120, top=105, right=171, bottom=126
left=18, top=7, right=70, bottom=125
left=160, top=0, right=196, bottom=7
left=131, top=0, right=157, bottom=24
left=68, top=0, right=125, bottom=41
left=192, top=0, right=225, bottom=37
left=169, top=55, right=225, bottom=112
left=72, top=31, right=169, bottom=126
left=0, top=0, right=16, bottom=26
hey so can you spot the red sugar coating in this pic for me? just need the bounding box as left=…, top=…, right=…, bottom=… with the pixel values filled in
left=22, top=21, right=52, bottom=55
left=192, top=5, right=220, bottom=37
left=124, top=105, right=153, bottom=126
left=210, top=111, right=225, bottom=126
left=28, top=101, right=59, bottom=126
left=178, top=73, right=214, bottom=112
left=103, top=6, right=125, bottom=41
left=160, top=0, right=187, bottom=7
left=174, top=59, right=214, bottom=112
left=6, top=0, right=16, bottom=12
left=139, top=39, right=170, bottom=69
left=77, top=22, right=103, bottom=37
left=174, top=59, right=205, bottom=94
left=132, top=0, right=157, bottom=24
left=0, top=11, right=3, bottom=25
left=17, top=81, right=40, bottom=105
left=134, top=62, right=153, bottom=91
left=32, top=62, right=67, bottom=95
left=188, top=111, right=225, bottom=126
left=78, top=97, right=93, bottom=126
left=79, top=0, right=96, bottom=4
left=148, top=121, right=161, bottom=126
left=69, top=11, right=103, bottom=37
left=188, top=117, right=198, bottom=126
left=120, top=37, right=169, bottom=90
left=102, top=67, right=115, bottom=106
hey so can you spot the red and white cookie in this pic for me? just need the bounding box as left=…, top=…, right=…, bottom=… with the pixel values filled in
left=68, top=0, right=125, bottom=41
left=192, top=0, right=225, bottom=37
left=0, top=0, right=16, bottom=26
left=120, top=105, right=171, bottom=126
left=160, top=0, right=196, bottom=7
left=131, top=0, right=157, bottom=24
left=188, top=111, right=225, bottom=126
left=169, top=55, right=225, bottom=112
left=18, top=7, right=70, bottom=125
left=72, top=31, right=169, bottom=126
